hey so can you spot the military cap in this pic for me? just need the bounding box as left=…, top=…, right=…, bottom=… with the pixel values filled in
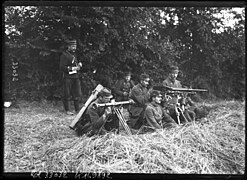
left=151, top=90, right=163, bottom=98
left=98, top=87, right=113, bottom=98
left=140, top=73, right=150, bottom=80
left=66, top=39, right=77, bottom=46
left=170, top=66, right=179, bottom=73
left=124, top=71, right=132, bottom=76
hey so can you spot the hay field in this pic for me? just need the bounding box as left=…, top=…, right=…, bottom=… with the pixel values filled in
left=4, top=100, right=245, bottom=174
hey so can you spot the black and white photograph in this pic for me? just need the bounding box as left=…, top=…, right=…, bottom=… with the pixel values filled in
left=2, top=1, right=245, bottom=179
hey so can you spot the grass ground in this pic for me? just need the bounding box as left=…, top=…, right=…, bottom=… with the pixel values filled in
left=3, top=99, right=245, bottom=174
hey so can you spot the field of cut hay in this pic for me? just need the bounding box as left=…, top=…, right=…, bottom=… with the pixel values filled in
left=4, top=100, right=245, bottom=174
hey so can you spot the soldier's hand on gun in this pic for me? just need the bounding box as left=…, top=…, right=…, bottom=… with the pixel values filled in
left=104, top=106, right=112, bottom=116
left=123, top=92, right=128, bottom=96
left=129, top=99, right=135, bottom=104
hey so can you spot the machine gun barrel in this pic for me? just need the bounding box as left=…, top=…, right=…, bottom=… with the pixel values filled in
left=93, top=100, right=134, bottom=108
left=154, top=85, right=208, bottom=94
left=163, top=86, right=208, bottom=92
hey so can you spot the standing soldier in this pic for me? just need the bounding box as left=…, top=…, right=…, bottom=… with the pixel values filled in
left=113, top=71, right=135, bottom=102
left=129, top=73, right=151, bottom=129
left=59, top=39, right=82, bottom=115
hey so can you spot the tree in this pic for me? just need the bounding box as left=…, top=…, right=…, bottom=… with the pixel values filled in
left=4, top=6, right=245, bottom=101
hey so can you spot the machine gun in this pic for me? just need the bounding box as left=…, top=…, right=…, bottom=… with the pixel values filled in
left=93, top=100, right=134, bottom=135
left=154, top=85, right=207, bottom=95
left=153, top=85, right=207, bottom=100
left=153, top=85, right=208, bottom=125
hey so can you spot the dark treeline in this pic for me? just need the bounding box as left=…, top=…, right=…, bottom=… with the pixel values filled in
left=4, top=6, right=245, bottom=101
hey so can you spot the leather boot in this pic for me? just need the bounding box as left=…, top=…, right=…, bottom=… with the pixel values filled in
left=63, top=100, right=69, bottom=111
left=74, top=100, right=80, bottom=113
left=63, top=100, right=74, bottom=115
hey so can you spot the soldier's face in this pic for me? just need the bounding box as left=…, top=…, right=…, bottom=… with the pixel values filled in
left=141, top=78, right=150, bottom=87
left=154, top=95, right=163, bottom=104
left=170, top=71, right=178, bottom=80
left=68, top=45, right=77, bottom=53
left=100, top=96, right=112, bottom=103
left=125, top=75, right=131, bottom=82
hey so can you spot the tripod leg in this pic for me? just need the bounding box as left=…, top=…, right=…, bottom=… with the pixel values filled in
left=114, top=107, right=132, bottom=135
left=175, top=106, right=181, bottom=125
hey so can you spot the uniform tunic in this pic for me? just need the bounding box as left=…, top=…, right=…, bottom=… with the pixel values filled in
left=129, top=83, right=150, bottom=128
left=60, top=51, right=80, bottom=79
left=144, top=102, right=176, bottom=129
left=163, top=77, right=182, bottom=88
left=113, top=79, right=135, bottom=101
left=129, top=83, right=150, bottom=117
left=59, top=51, right=82, bottom=103
left=85, top=99, right=119, bottom=136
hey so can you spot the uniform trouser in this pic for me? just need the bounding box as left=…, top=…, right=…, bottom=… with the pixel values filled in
left=162, top=112, right=178, bottom=128
left=194, top=107, right=209, bottom=120
left=63, top=78, right=82, bottom=112
left=184, top=109, right=196, bottom=122
left=129, top=110, right=145, bottom=129
left=89, top=114, right=119, bottom=137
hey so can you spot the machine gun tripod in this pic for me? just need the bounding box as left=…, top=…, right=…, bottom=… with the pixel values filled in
left=94, top=100, right=134, bottom=136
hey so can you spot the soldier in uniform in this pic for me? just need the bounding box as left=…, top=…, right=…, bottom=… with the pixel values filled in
left=113, top=71, right=135, bottom=102
left=75, top=88, right=119, bottom=136
left=163, top=66, right=182, bottom=88
left=59, top=39, right=82, bottom=115
left=144, top=90, right=177, bottom=131
left=129, top=73, right=151, bottom=129
left=162, top=66, right=196, bottom=123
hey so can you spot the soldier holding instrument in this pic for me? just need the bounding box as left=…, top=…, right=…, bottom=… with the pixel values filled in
left=59, top=39, right=82, bottom=115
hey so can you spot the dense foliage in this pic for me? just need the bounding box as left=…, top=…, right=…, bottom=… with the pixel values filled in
left=3, top=6, right=245, bottom=101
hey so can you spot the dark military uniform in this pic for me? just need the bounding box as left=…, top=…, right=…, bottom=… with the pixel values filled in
left=75, top=99, right=119, bottom=136
left=129, top=83, right=150, bottom=129
left=59, top=50, right=82, bottom=113
left=163, top=77, right=182, bottom=88
left=113, top=79, right=135, bottom=102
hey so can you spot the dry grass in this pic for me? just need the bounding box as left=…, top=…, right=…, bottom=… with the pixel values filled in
left=4, top=99, right=245, bottom=174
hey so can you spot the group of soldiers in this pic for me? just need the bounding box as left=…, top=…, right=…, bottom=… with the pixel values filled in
left=60, top=39, right=208, bottom=136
